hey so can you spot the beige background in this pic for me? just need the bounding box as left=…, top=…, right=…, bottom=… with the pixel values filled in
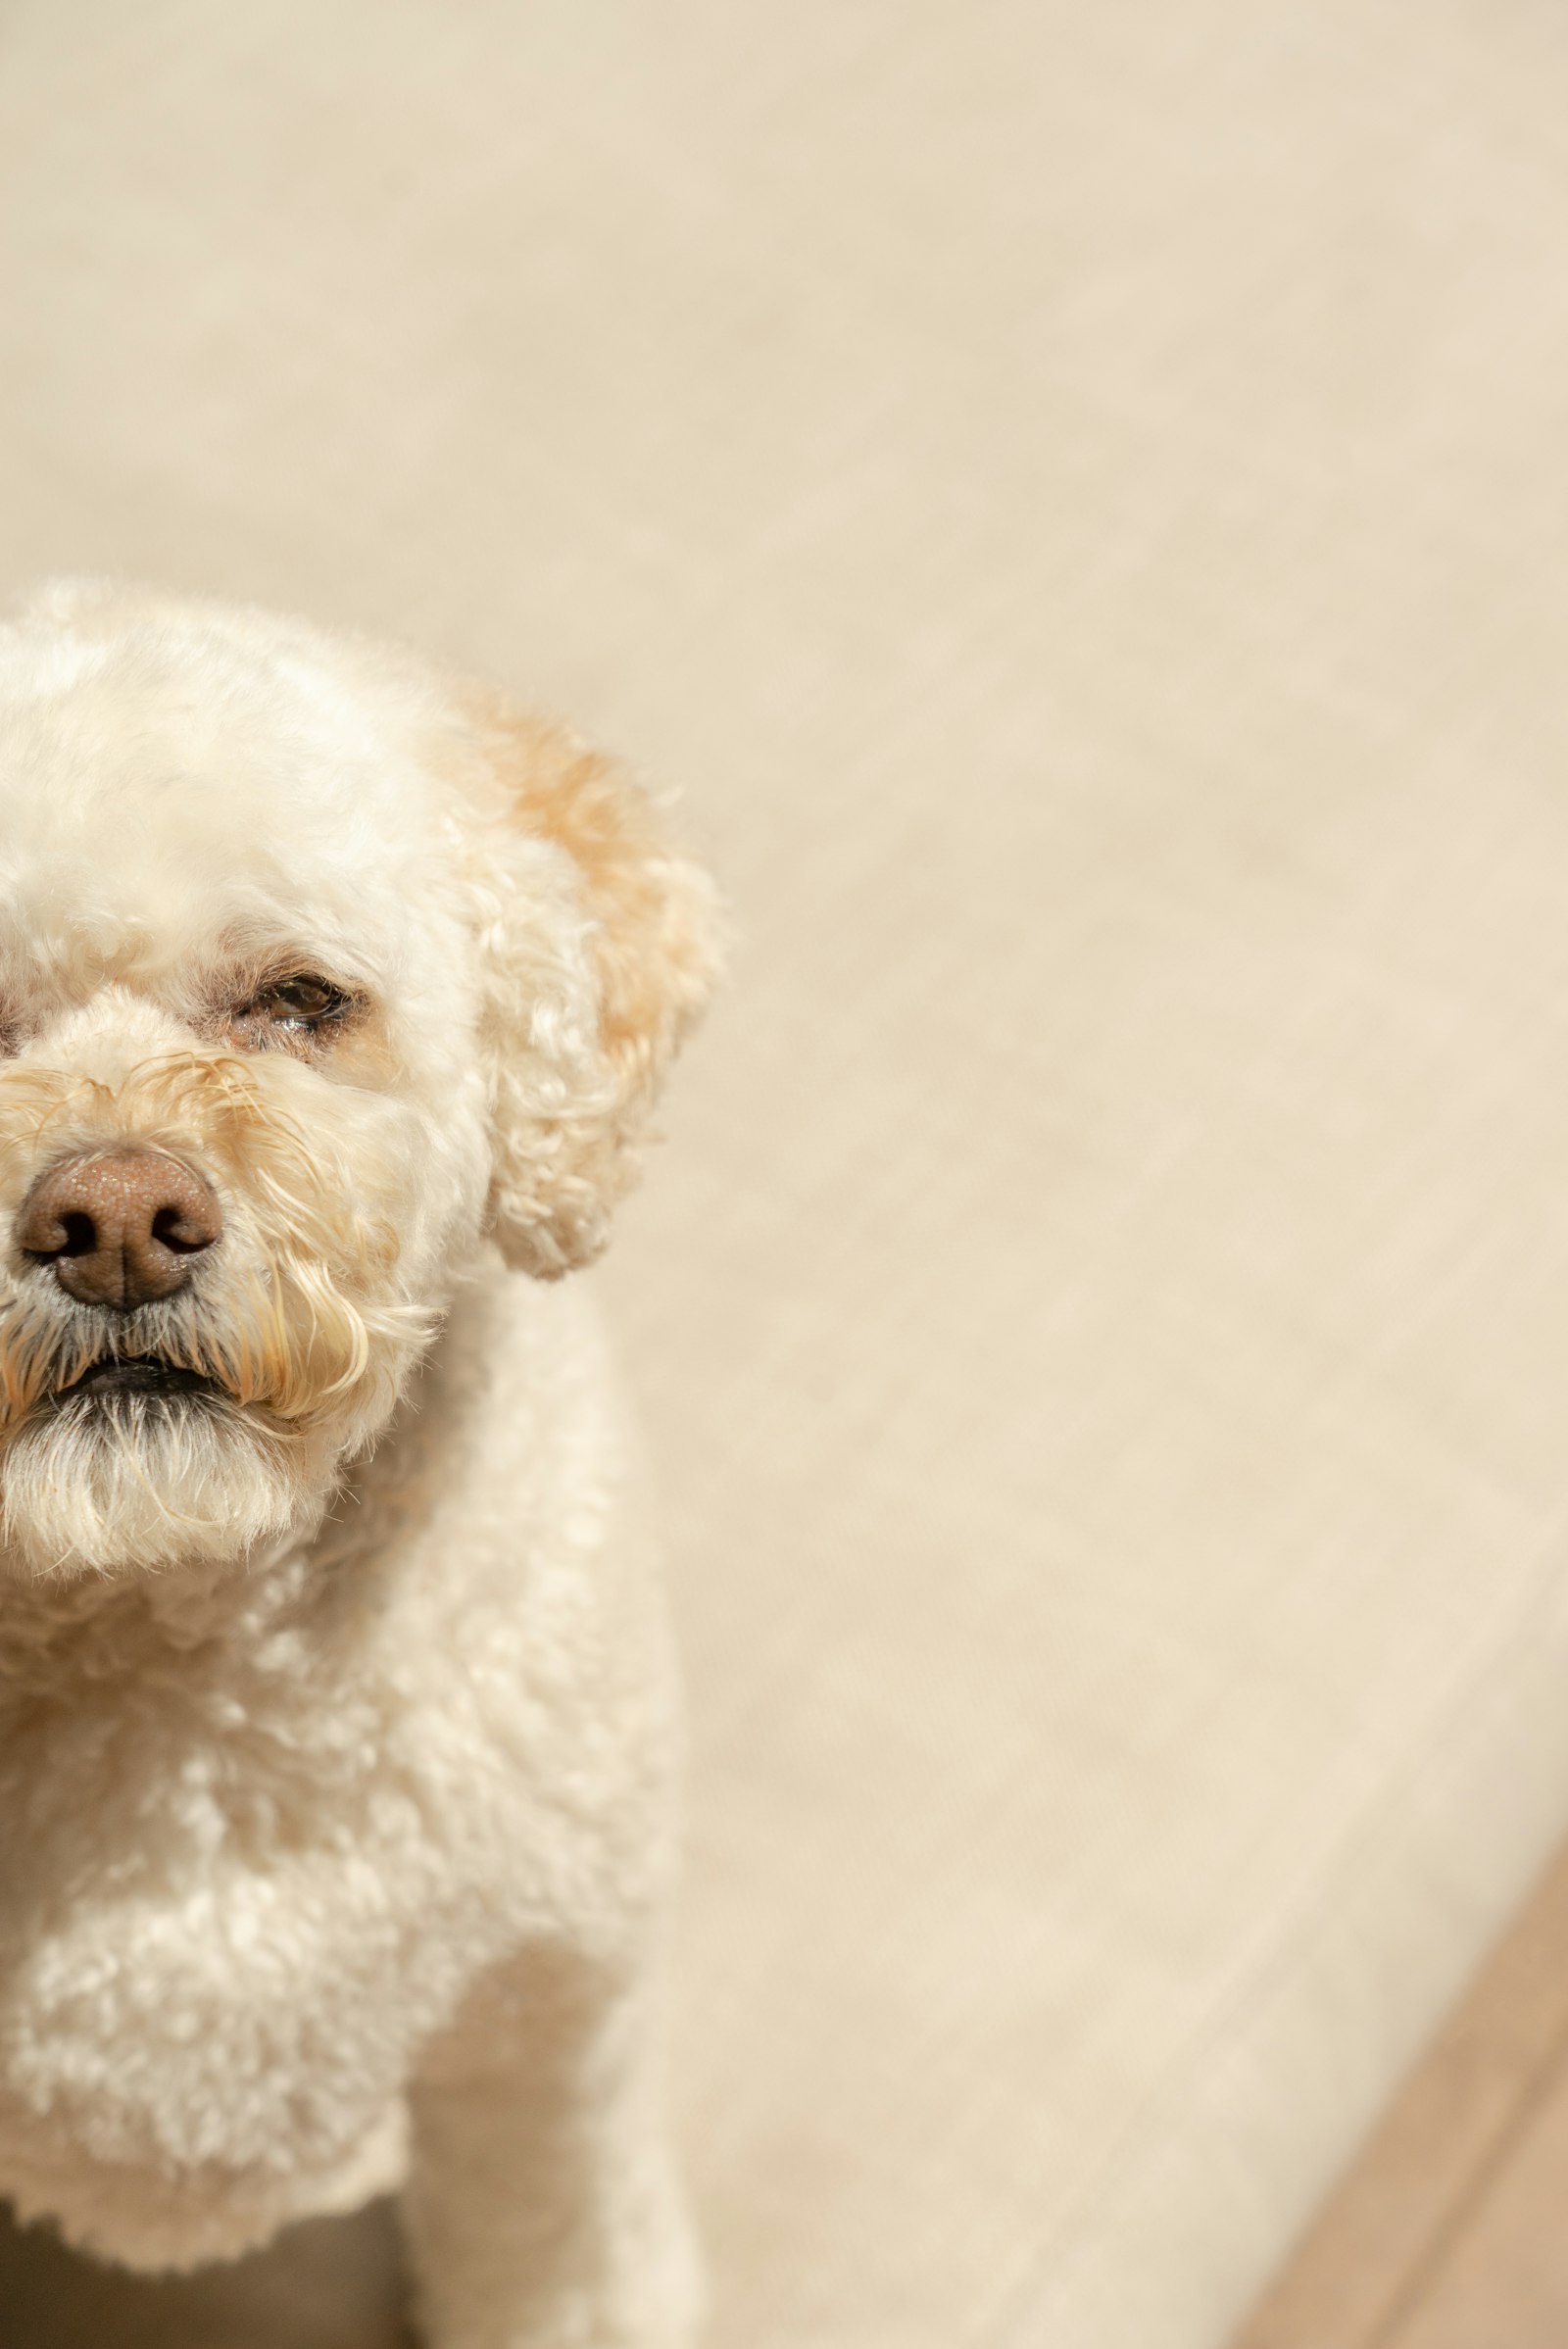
left=4, top=4, right=1568, bottom=2345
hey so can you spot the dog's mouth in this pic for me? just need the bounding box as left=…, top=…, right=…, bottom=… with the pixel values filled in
left=53, top=1354, right=221, bottom=1405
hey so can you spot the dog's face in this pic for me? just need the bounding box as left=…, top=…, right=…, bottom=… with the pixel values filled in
left=0, top=583, right=717, bottom=1576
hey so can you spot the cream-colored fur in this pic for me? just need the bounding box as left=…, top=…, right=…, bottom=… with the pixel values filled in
left=0, top=582, right=718, bottom=2346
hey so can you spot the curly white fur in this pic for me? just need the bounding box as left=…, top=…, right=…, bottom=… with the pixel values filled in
left=0, top=581, right=718, bottom=2347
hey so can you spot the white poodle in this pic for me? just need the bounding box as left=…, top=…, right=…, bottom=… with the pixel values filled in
left=0, top=581, right=719, bottom=2347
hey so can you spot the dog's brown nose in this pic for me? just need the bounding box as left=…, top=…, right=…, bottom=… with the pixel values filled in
left=17, top=1150, right=221, bottom=1308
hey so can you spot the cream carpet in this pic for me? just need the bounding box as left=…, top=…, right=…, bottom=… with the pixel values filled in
left=3, top=4, right=1568, bottom=2344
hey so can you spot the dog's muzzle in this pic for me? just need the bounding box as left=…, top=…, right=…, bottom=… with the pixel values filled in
left=16, top=1149, right=221, bottom=1309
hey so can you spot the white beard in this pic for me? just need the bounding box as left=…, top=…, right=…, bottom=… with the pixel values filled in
left=0, top=1390, right=327, bottom=1576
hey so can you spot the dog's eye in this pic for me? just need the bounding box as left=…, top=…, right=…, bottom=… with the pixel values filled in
left=236, top=975, right=351, bottom=1040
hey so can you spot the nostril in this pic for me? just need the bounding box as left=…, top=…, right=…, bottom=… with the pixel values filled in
left=56, top=1211, right=98, bottom=1259
left=150, top=1203, right=216, bottom=1255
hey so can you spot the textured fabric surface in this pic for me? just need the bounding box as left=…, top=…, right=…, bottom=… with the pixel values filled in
left=3, top=4, right=1568, bottom=2345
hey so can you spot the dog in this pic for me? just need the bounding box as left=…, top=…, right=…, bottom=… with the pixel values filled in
left=0, top=580, right=719, bottom=2347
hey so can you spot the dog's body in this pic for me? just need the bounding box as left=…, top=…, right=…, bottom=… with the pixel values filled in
left=0, top=583, right=715, bottom=2346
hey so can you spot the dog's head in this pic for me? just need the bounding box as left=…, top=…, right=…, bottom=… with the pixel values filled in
left=0, top=582, right=718, bottom=1575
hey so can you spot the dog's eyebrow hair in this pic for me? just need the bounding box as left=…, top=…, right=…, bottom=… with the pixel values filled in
left=208, top=954, right=368, bottom=1003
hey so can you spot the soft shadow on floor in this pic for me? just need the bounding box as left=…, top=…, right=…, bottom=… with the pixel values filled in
left=0, top=2194, right=415, bottom=2349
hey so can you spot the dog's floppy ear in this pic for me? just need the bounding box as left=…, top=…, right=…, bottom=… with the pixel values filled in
left=456, top=691, right=721, bottom=1278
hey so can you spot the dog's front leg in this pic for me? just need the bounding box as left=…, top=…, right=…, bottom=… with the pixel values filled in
left=401, top=1941, right=701, bottom=2349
